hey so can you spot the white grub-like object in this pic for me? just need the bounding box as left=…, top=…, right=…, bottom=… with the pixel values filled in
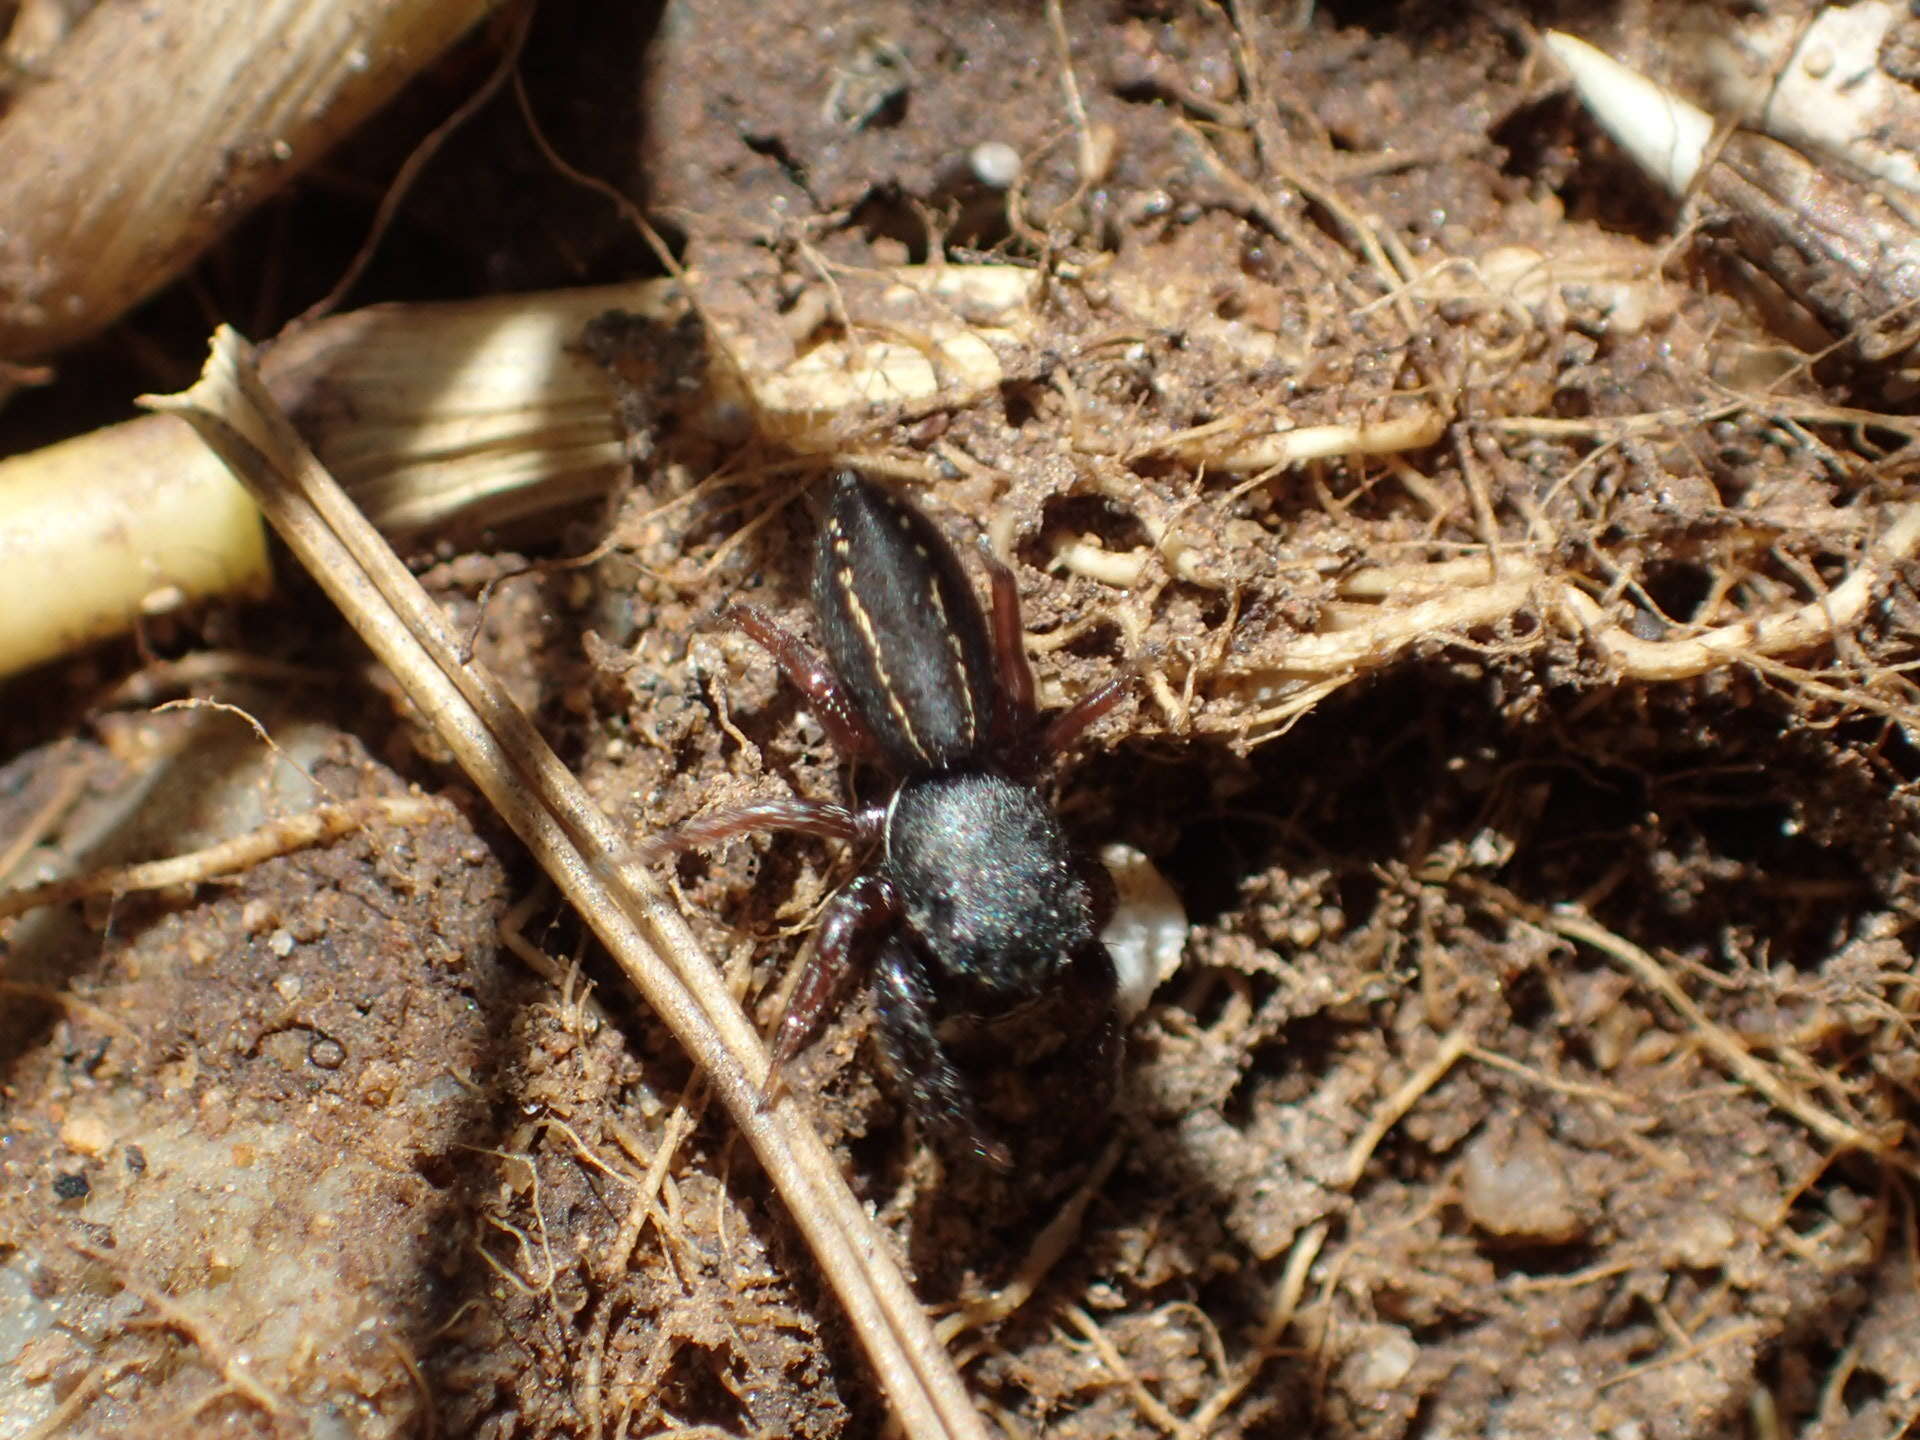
left=1543, top=30, right=1714, bottom=196
left=1099, top=843, right=1188, bottom=1019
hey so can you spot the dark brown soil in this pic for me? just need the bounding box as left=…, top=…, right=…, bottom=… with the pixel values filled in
left=4, top=2, right=1919, bottom=1437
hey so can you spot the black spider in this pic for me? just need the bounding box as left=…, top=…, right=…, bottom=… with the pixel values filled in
left=653, top=470, right=1129, bottom=1167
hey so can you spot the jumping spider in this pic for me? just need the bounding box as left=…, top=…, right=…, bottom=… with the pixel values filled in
left=654, top=470, right=1129, bottom=1167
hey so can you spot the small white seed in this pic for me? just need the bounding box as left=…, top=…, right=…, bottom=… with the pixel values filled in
left=967, top=141, right=1021, bottom=191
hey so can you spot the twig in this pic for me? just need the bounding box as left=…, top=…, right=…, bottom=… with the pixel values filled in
left=1464, top=1044, right=1643, bottom=1110
left=91, top=1248, right=291, bottom=1420
left=936, top=1137, right=1126, bottom=1347
left=1173, top=116, right=1334, bottom=281
left=1217, top=499, right=1920, bottom=711
left=293, top=0, right=536, bottom=328
left=1213, top=7, right=1411, bottom=325
left=140, top=329, right=990, bottom=1440
left=0, top=738, right=87, bottom=881
left=1137, top=407, right=1448, bottom=472
left=1223, top=577, right=1538, bottom=682
left=1062, top=1306, right=1195, bottom=1439
left=1336, top=1027, right=1474, bottom=1189
left=1183, top=1220, right=1326, bottom=1433
left=608, top=1097, right=700, bottom=1265
left=15, top=1363, right=131, bottom=1440
left=1739, top=651, right=1920, bottom=727
left=0, top=982, right=142, bottom=1051
left=0, top=796, right=442, bottom=923
left=1597, top=1320, right=1766, bottom=1392
left=1043, top=0, right=1100, bottom=204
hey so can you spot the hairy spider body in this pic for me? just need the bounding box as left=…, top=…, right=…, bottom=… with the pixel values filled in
left=886, top=771, right=1098, bottom=1006
left=659, top=470, right=1127, bottom=1167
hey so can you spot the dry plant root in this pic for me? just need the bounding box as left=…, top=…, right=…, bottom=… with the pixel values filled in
left=1196, top=501, right=1920, bottom=747
left=1465, top=880, right=1915, bottom=1178
left=0, top=795, right=443, bottom=924
left=1554, top=504, right=1920, bottom=682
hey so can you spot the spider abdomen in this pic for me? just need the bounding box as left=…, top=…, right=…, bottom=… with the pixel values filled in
left=813, top=471, right=998, bottom=774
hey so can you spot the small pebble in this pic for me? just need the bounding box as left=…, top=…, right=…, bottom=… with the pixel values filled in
left=1461, top=1118, right=1585, bottom=1244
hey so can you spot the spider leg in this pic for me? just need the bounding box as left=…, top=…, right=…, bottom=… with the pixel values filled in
left=980, top=543, right=1134, bottom=767
left=1038, top=672, right=1131, bottom=756
left=1061, top=939, right=1123, bottom=1128
left=725, top=602, right=878, bottom=762
left=636, top=796, right=879, bottom=863
left=873, top=936, right=1012, bottom=1170
left=769, top=871, right=897, bottom=1077
left=980, top=544, right=1038, bottom=745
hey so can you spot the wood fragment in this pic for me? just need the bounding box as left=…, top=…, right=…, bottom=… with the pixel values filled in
left=0, top=0, right=499, bottom=361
